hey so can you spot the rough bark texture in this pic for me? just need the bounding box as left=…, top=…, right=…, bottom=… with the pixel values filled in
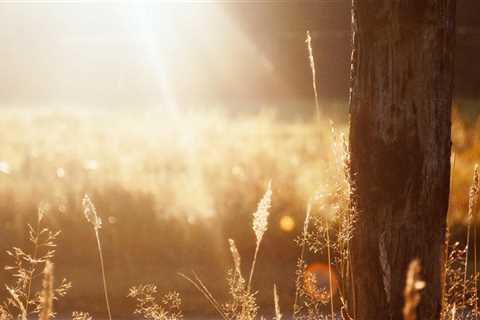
left=348, top=1, right=456, bottom=320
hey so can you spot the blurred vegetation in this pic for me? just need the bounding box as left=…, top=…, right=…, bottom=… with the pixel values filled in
left=0, top=102, right=478, bottom=317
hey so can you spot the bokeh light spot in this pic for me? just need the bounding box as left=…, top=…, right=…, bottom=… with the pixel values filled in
left=84, top=160, right=98, bottom=171
left=279, top=215, right=295, bottom=232
left=0, top=161, right=11, bottom=174
left=56, top=167, right=65, bottom=178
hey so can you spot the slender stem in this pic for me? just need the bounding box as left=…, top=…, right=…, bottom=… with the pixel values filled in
left=441, top=151, right=455, bottom=317
left=25, top=218, right=41, bottom=317
left=464, top=247, right=471, bottom=301
left=347, top=214, right=356, bottom=318
left=441, top=223, right=451, bottom=319
left=326, top=219, right=335, bottom=320
left=178, top=273, right=227, bottom=320
left=350, top=249, right=356, bottom=320
left=8, top=287, right=27, bottom=320
left=464, top=208, right=473, bottom=303
left=306, top=30, right=320, bottom=121
left=293, top=202, right=311, bottom=317
left=247, top=241, right=261, bottom=292
left=95, top=229, right=112, bottom=320
left=474, top=224, right=478, bottom=319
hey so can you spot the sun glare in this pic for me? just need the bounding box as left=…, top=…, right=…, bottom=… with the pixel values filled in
left=119, top=3, right=278, bottom=111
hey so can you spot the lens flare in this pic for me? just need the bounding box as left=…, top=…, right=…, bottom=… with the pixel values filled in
left=304, top=263, right=338, bottom=303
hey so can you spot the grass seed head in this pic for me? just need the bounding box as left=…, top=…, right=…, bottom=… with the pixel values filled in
left=467, top=164, right=479, bottom=222
left=228, top=239, right=243, bottom=279
left=252, top=180, right=272, bottom=244
left=82, top=195, right=102, bottom=230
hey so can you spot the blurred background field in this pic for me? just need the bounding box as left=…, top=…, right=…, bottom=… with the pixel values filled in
left=0, top=102, right=478, bottom=317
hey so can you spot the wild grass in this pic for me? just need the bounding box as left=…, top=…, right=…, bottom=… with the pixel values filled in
left=0, top=105, right=478, bottom=319
left=127, top=284, right=182, bottom=320
left=178, top=181, right=271, bottom=320
left=291, top=122, right=356, bottom=320
left=463, top=165, right=479, bottom=305
left=441, top=164, right=480, bottom=320
left=0, top=13, right=478, bottom=318
left=1, top=205, right=71, bottom=320
left=82, top=195, right=112, bottom=320
left=249, top=180, right=272, bottom=291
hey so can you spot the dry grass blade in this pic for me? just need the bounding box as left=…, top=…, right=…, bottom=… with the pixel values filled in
left=273, top=284, right=281, bottom=320
left=82, top=195, right=102, bottom=230
left=403, top=259, right=425, bottom=320
left=305, top=30, right=320, bottom=120
left=39, top=261, right=54, bottom=320
left=248, top=180, right=272, bottom=291
left=463, top=165, right=479, bottom=305
left=293, top=201, right=311, bottom=317
left=178, top=273, right=226, bottom=320
left=229, top=239, right=243, bottom=279
left=5, top=286, right=27, bottom=320
left=82, top=195, right=111, bottom=320
left=475, top=182, right=479, bottom=318
left=180, top=237, right=258, bottom=320
left=325, top=219, right=335, bottom=320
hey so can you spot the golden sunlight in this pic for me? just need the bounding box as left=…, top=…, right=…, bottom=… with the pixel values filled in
left=0, top=2, right=477, bottom=320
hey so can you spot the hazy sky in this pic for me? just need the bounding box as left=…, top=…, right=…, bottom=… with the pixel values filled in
left=0, top=3, right=289, bottom=108
left=1, top=2, right=478, bottom=108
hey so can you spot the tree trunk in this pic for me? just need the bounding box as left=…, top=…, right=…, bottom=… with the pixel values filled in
left=348, top=1, right=456, bottom=320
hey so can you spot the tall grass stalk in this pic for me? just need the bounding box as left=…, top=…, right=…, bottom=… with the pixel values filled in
left=25, top=207, right=44, bottom=317
left=325, top=219, right=335, bottom=320
left=82, top=195, right=112, bottom=320
left=248, top=245, right=261, bottom=293
left=306, top=30, right=320, bottom=121
left=39, top=261, right=54, bottom=320
left=442, top=151, right=456, bottom=318
left=473, top=164, right=479, bottom=318
left=248, top=180, right=272, bottom=291
left=339, top=132, right=355, bottom=319
left=273, top=284, right=282, bottom=320
left=474, top=219, right=478, bottom=319
left=95, top=229, right=111, bottom=320
left=229, top=238, right=243, bottom=278
left=293, top=201, right=311, bottom=316
left=463, top=165, right=479, bottom=305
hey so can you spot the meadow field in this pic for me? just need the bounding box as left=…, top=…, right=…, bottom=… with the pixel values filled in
left=0, top=103, right=479, bottom=319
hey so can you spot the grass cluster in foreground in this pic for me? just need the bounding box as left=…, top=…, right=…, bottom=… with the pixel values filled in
left=0, top=107, right=479, bottom=319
